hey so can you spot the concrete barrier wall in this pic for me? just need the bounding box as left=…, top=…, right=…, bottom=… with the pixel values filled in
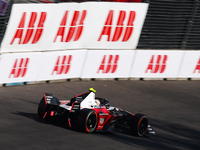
left=0, top=2, right=200, bottom=85
left=0, top=49, right=200, bottom=85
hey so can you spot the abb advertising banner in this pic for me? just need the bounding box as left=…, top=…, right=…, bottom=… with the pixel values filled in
left=0, top=50, right=87, bottom=84
left=0, top=2, right=148, bottom=53
left=130, top=50, right=184, bottom=78
left=37, top=50, right=87, bottom=81
left=1, top=50, right=200, bottom=85
left=178, top=51, right=200, bottom=78
left=81, top=50, right=135, bottom=78
left=0, top=52, right=42, bottom=84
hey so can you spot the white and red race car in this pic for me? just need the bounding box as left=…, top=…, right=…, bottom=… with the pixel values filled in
left=38, top=88, right=155, bottom=136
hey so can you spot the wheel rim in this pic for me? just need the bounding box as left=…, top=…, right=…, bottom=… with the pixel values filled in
left=138, top=117, right=148, bottom=135
left=86, top=112, right=97, bottom=132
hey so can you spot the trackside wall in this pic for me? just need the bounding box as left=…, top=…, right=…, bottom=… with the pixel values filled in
left=0, top=1, right=200, bottom=85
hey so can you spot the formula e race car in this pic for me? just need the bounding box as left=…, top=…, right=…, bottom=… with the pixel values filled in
left=38, top=88, right=155, bottom=136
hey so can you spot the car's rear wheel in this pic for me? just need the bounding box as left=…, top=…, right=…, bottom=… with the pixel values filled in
left=38, top=97, right=47, bottom=119
left=78, top=109, right=98, bottom=133
left=132, top=114, right=148, bottom=136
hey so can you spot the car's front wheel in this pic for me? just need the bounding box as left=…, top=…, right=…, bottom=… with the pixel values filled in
left=131, top=114, right=148, bottom=136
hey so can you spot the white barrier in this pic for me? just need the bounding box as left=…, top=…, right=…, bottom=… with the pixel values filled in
left=178, top=51, right=200, bottom=78
left=0, top=2, right=199, bottom=84
left=1, top=50, right=200, bottom=84
left=81, top=50, right=135, bottom=78
left=0, top=50, right=87, bottom=84
left=130, top=50, right=184, bottom=78
left=0, top=52, right=42, bottom=84
left=37, top=50, right=87, bottom=81
left=1, top=2, right=148, bottom=53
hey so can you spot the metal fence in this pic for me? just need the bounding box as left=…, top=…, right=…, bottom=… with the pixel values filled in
left=0, top=0, right=12, bottom=44
left=137, top=0, right=200, bottom=50
left=0, top=0, right=200, bottom=50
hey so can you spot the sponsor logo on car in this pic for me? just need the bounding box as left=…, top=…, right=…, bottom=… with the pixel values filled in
left=100, top=118, right=104, bottom=125
left=46, top=96, right=52, bottom=104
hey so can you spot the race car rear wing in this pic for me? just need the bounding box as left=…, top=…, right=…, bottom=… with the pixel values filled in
left=44, top=93, right=60, bottom=106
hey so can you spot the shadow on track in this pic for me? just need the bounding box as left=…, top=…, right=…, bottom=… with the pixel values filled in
left=150, top=118, right=200, bottom=150
left=12, top=111, right=70, bottom=129
left=95, top=118, right=200, bottom=150
left=12, top=111, right=200, bottom=150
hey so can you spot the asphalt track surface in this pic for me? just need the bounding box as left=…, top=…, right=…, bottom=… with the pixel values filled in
left=0, top=80, right=200, bottom=150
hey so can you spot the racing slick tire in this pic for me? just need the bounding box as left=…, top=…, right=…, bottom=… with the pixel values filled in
left=78, top=109, right=98, bottom=133
left=132, top=114, right=148, bottom=137
left=38, top=97, right=48, bottom=119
